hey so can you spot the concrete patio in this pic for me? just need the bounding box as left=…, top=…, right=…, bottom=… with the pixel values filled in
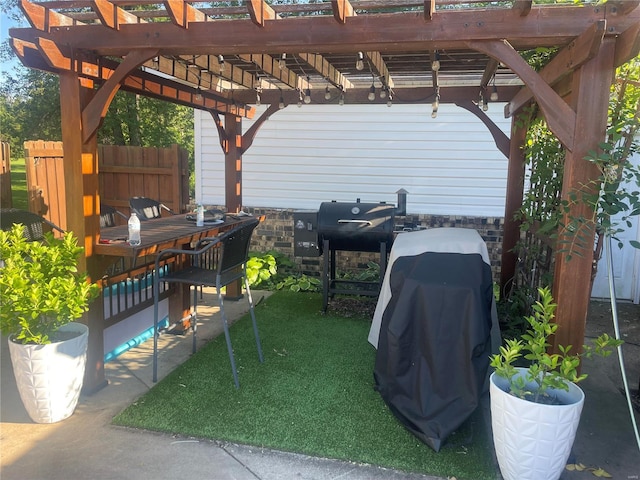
left=1, top=291, right=639, bottom=480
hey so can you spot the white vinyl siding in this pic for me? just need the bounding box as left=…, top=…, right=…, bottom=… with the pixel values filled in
left=195, top=103, right=512, bottom=217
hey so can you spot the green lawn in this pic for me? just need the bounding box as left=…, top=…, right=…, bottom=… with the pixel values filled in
left=7, top=157, right=28, bottom=210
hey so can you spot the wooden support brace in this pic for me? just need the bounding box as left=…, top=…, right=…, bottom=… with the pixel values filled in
left=614, top=22, right=640, bottom=68
left=211, top=112, right=230, bottom=153
left=468, top=39, right=575, bottom=149
left=241, top=103, right=281, bottom=153
left=506, top=20, right=606, bottom=117
left=82, top=49, right=160, bottom=143
left=455, top=100, right=510, bottom=159
left=607, top=0, right=640, bottom=16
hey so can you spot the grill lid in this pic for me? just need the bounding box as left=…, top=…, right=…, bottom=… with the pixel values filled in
left=318, top=201, right=395, bottom=252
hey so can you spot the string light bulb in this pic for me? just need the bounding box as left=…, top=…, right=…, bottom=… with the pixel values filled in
left=355, top=52, right=364, bottom=71
left=431, top=52, right=440, bottom=72
left=255, top=92, right=261, bottom=106
left=279, top=93, right=285, bottom=109
left=195, top=88, right=202, bottom=102
left=431, top=88, right=440, bottom=118
left=324, top=86, right=331, bottom=100
left=304, top=87, right=312, bottom=104
left=490, top=84, right=499, bottom=102
left=379, top=86, right=387, bottom=99
left=218, top=55, right=224, bottom=66
left=339, top=91, right=345, bottom=106
left=386, top=93, right=393, bottom=107
left=297, top=90, right=303, bottom=107
left=279, top=53, right=286, bottom=70
left=368, top=84, right=376, bottom=101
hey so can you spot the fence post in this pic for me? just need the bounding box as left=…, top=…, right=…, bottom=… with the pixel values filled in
left=0, top=142, right=11, bottom=208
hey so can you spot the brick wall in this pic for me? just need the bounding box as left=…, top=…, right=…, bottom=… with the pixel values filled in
left=242, top=207, right=504, bottom=283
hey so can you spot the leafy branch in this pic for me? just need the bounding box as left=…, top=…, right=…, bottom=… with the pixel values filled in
left=490, top=286, right=622, bottom=404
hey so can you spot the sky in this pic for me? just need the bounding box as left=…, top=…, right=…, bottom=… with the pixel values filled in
left=1, top=11, right=22, bottom=76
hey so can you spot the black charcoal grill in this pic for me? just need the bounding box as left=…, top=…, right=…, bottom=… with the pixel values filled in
left=318, top=201, right=395, bottom=252
left=318, top=199, right=398, bottom=311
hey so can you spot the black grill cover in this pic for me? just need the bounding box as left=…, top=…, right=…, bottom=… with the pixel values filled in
left=373, top=251, right=493, bottom=452
left=317, top=201, right=395, bottom=252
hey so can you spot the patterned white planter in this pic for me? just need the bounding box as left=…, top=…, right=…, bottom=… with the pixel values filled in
left=8, top=322, right=89, bottom=424
left=490, top=368, right=584, bottom=480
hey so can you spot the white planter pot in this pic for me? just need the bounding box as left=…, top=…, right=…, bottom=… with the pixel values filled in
left=8, top=322, right=89, bottom=424
left=490, top=368, right=584, bottom=480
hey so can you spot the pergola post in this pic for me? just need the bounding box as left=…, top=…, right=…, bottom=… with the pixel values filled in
left=499, top=116, right=528, bottom=298
left=223, top=113, right=243, bottom=215
left=223, top=112, right=244, bottom=298
left=551, top=38, right=617, bottom=355
left=59, top=71, right=106, bottom=393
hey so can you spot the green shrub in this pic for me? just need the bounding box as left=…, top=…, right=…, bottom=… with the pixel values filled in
left=0, top=225, right=100, bottom=344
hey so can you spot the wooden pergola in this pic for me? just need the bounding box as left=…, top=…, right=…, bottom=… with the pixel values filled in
left=9, top=0, right=640, bottom=393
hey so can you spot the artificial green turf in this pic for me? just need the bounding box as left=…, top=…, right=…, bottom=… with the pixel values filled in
left=113, top=291, right=497, bottom=480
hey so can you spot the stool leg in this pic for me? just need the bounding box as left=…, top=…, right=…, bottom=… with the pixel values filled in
left=191, top=286, right=198, bottom=354
left=244, top=277, right=264, bottom=363
left=218, top=287, right=239, bottom=389
left=153, top=276, right=160, bottom=383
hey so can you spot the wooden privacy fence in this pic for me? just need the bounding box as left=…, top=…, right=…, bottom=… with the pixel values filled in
left=99, top=144, right=189, bottom=222
left=23, top=140, right=67, bottom=231
left=23, top=141, right=189, bottom=229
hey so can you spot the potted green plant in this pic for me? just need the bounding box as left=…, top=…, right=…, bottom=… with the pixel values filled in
left=489, top=286, right=622, bottom=480
left=0, top=224, right=100, bottom=423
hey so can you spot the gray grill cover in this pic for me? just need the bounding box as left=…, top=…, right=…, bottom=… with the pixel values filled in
left=373, top=247, right=494, bottom=452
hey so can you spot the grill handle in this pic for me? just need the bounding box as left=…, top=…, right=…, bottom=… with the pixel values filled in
left=338, top=219, right=372, bottom=226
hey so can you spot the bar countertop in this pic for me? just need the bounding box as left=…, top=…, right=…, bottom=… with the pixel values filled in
left=96, top=213, right=253, bottom=258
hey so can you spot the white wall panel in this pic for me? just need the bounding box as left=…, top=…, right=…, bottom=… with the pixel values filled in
left=195, top=103, right=512, bottom=216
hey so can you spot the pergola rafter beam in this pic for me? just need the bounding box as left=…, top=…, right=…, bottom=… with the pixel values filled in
left=512, top=1, right=532, bottom=16
left=248, top=0, right=278, bottom=27
left=331, top=0, right=354, bottom=24
left=424, top=1, right=435, bottom=20
left=164, top=0, right=208, bottom=28
left=365, top=51, right=394, bottom=90
left=297, top=53, right=353, bottom=91
left=13, top=37, right=252, bottom=120
left=328, top=0, right=395, bottom=90
left=240, top=53, right=306, bottom=91
left=242, top=2, right=352, bottom=94
left=159, top=55, right=226, bottom=94
left=19, top=0, right=75, bottom=31
left=91, top=0, right=141, bottom=30
left=480, top=58, right=499, bottom=90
